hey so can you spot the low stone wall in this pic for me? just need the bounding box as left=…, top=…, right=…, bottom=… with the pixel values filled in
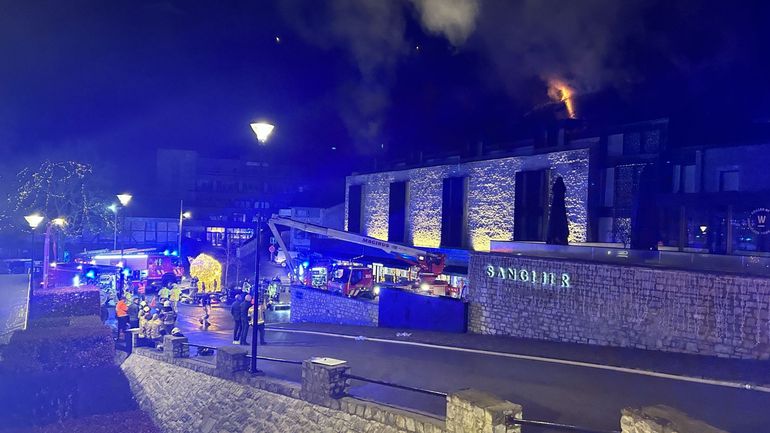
left=290, top=286, right=378, bottom=327
left=469, top=252, right=770, bottom=359
left=122, top=348, right=444, bottom=433
left=620, top=406, right=728, bottom=433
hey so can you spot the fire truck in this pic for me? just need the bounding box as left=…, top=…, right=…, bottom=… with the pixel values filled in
left=79, top=248, right=184, bottom=290
left=267, top=215, right=450, bottom=297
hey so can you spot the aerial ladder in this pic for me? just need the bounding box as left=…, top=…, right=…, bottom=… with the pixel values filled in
left=266, top=215, right=446, bottom=284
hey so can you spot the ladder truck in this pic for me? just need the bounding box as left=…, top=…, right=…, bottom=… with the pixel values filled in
left=266, top=215, right=448, bottom=297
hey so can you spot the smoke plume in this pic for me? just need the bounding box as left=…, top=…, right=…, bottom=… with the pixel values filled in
left=409, top=0, right=480, bottom=45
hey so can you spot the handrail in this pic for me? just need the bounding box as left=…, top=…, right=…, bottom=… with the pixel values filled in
left=343, top=373, right=447, bottom=398
left=183, top=342, right=218, bottom=351
left=246, top=354, right=303, bottom=365
left=507, top=416, right=620, bottom=433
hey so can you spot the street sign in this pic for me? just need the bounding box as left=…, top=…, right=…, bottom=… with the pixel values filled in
left=268, top=245, right=276, bottom=253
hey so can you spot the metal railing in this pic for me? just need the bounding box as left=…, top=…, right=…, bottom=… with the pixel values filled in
left=343, top=373, right=448, bottom=399
left=506, top=416, right=619, bottom=433
left=183, top=342, right=218, bottom=363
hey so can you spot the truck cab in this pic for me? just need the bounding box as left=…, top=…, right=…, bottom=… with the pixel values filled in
left=327, top=266, right=374, bottom=297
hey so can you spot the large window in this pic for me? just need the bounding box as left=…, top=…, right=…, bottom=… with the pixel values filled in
left=347, top=184, right=363, bottom=233
left=441, top=177, right=466, bottom=248
left=514, top=170, right=548, bottom=241
left=388, top=181, right=407, bottom=242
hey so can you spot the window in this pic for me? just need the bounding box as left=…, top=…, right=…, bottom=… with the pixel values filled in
left=388, top=181, right=407, bottom=242
left=441, top=177, right=466, bottom=247
left=347, top=185, right=363, bottom=233
left=206, top=227, right=226, bottom=247
left=514, top=170, right=547, bottom=241
left=720, top=170, right=739, bottom=192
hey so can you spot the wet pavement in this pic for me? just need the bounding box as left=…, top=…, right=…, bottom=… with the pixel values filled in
left=174, top=303, right=770, bottom=433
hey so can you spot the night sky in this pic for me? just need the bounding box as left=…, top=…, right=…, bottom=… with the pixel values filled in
left=1, top=0, right=769, bottom=196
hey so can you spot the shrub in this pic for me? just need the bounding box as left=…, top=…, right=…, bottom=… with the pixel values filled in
left=28, top=285, right=100, bottom=321
left=0, top=367, right=144, bottom=429
left=27, top=315, right=102, bottom=330
left=2, top=321, right=114, bottom=373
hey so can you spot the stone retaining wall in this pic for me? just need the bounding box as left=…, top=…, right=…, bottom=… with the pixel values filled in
left=469, top=252, right=770, bottom=359
left=291, top=286, right=379, bottom=327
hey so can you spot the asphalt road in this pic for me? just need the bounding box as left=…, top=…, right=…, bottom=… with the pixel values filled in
left=175, top=304, right=770, bottom=433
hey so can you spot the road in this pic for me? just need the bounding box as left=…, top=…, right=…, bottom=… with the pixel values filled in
left=175, top=303, right=770, bottom=433
left=0, top=274, right=30, bottom=344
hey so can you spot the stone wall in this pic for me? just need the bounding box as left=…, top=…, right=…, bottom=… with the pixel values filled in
left=468, top=252, right=770, bottom=359
left=290, top=286, right=378, bottom=327
left=122, top=349, right=446, bottom=433
left=346, top=148, right=590, bottom=251
left=620, top=406, right=728, bottom=433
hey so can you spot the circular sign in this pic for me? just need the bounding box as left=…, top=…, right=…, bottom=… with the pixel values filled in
left=748, top=208, right=770, bottom=235
left=268, top=245, right=276, bottom=253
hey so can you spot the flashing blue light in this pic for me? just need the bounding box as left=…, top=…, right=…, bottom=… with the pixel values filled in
left=171, top=250, right=179, bottom=256
left=122, top=268, right=131, bottom=277
left=163, top=250, right=170, bottom=256
left=85, top=270, right=96, bottom=279
left=302, top=261, right=310, bottom=268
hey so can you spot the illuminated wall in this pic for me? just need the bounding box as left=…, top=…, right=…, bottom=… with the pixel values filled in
left=346, top=148, right=590, bottom=251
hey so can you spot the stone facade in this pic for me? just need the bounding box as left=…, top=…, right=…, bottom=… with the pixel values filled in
left=446, top=389, right=522, bottom=433
left=620, top=406, right=728, bottom=433
left=468, top=252, right=770, bottom=359
left=346, top=148, right=590, bottom=251
left=300, top=360, right=350, bottom=405
left=291, top=286, right=379, bottom=327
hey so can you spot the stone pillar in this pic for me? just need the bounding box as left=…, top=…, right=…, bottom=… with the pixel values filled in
left=215, top=346, right=248, bottom=378
left=300, top=359, right=350, bottom=406
left=621, top=406, right=728, bottom=433
left=163, top=335, right=188, bottom=361
left=446, top=389, right=522, bottom=433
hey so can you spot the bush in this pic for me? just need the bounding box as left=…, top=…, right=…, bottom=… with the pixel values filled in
left=0, top=367, right=145, bottom=429
left=28, top=286, right=100, bottom=321
left=27, top=315, right=103, bottom=330
left=0, top=410, right=161, bottom=433
left=2, top=321, right=114, bottom=373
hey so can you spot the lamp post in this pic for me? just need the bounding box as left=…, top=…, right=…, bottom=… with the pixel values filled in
left=178, top=199, right=191, bottom=271
left=42, top=217, right=66, bottom=289
left=24, top=214, right=44, bottom=295
left=110, top=193, right=132, bottom=251
left=249, top=121, right=274, bottom=374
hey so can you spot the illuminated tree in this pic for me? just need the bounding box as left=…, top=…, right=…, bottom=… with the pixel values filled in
left=189, top=253, right=222, bottom=293
left=1, top=161, right=112, bottom=236
left=546, top=177, right=569, bottom=245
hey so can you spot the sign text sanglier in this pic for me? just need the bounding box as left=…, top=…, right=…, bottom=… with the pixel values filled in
left=485, top=264, right=571, bottom=288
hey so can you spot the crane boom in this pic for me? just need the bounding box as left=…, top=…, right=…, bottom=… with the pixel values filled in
left=266, top=215, right=445, bottom=275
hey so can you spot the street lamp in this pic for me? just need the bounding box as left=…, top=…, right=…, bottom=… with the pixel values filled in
left=24, top=213, right=44, bottom=322
left=178, top=199, right=191, bottom=270
left=249, top=120, right=274, bottom=374
left=110, top=193, right=132, bottom=250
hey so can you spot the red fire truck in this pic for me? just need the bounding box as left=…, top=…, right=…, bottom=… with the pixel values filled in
left=80, top=248, right=184, bottom=290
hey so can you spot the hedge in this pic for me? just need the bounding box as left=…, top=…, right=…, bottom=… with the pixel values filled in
left=0, top=410, right=161, bottom=433
left=1, top=321, right=114, bottom=373
left=0, top=366, right=144, bottom=429
left=27, top=315, right=103, bottom=330
left=28, top=285, right=100, bottom=321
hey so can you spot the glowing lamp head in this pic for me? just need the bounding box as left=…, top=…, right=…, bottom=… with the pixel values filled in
left=51, top=217, right=66, bottom=227
left=24, top=214, right=44, bottom=229
left=182, top=211, right=192, bottom=219
left=250, top=122, right=275, bottom=143
left=116, top=194, right=132, bottom=206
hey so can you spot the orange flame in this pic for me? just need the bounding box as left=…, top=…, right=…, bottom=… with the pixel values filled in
left=547, top=79, right=576, bottom=119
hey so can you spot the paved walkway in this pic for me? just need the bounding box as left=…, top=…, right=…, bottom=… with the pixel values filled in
left=267, top=322, right=770, bottom=387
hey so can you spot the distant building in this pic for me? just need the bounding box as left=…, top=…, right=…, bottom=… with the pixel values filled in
left=277, top=203, right=345, bottom=251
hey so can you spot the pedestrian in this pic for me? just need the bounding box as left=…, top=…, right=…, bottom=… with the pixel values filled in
left=160, top=300, right=177, bottom=335
left=199, top=291, right=212, bottom=328
left=148, top=313, right=163, bottom=348
left=128, top=297, right=140, bottom=329
left=230, top=294, right=243, bottom=344
left=138, top=305, right=150, bottom=330
left=170, top=283, right=182, bottom=312
left=100, top=298, right=110, bottom=323
left=238, top=294, right=252, bottom=345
